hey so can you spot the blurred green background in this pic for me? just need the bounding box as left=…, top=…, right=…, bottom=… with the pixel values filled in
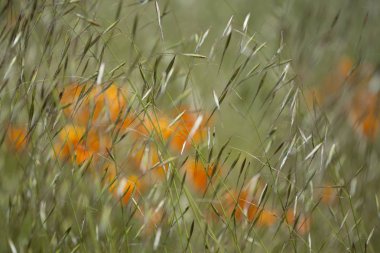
left=1, top=0, right=380, bottom=252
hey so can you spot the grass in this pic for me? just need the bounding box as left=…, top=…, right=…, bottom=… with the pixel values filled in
left=1, top=0, right=380, bottom=252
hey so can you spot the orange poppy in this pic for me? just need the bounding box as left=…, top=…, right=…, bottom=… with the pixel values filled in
left=60, top=83, right=129, bottom=127
left=135, top=113, right=174, bottom=142
left=216, top=188, right=277, bottom=227
left=349, top=90, right=379, bottom=140
left=214, top=176, right=266, bottom=221
left=7, top=126, right=28, bottom=151
left=213, top=190, right=246, bottom=221
left=184, top=159, right=220, bottom=193
left=53, top=124, right=111, bottom=164
left=285, top=210, right=311, bottom=235
left=247, top=204, right=277, bottom=226
left=170, top=108, right=209, bottom=152
left=131, top=144, right=167, bottom=178
left=320, top=185, right=338, bottom=205
left=53, top=125, right=88, bottom=163
left=112, top=175, right=140, bottom=205
left=101, top=162, right=118, bottom=191
left=133, top=108, right=210, bottom=153
left=308, top=57, right=354, bottom=106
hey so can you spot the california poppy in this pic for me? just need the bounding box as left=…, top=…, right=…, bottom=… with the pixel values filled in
left=60, top=83, right=129, bottom=127
left=184, top=159, right=220, bottom=193
left=170, top=108, right=209, bottom=152
left=349, top=90, right=379, bottom=140
left=247, top=204, right=277, bottom=226
left=53, top=124, right=111, bottom=164
left=135, top=113, right=174, bottom=143
left=131, top=144, right=167, bottom=178
left=113, top=175, right=140, bottom=205
left=6, top=126, right=28, bottom=151
left=320, top=185, right=338, bottom=205
left=216, top=188, right=277, bottom=227
left=285, top=210, right=311, bottom=235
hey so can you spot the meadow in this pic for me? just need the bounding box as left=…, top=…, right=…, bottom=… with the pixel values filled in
left=1, top=0, right=380, bottom=252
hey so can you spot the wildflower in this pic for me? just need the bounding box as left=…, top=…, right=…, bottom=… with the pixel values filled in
left=53, top=125, right=88, bottom=163
left=307, top=57, right=354, bottom=106
left=338, top=56, right=354, bottom=78
left=131, top=144, right=167, bottom=178
left=220, top=190, right=248, bottom=221
left=349, top=90, right=379, bottom=140
left=320, top=185, right=338, bottom=205
left=6, top=126, right=28, bottom=151
left=60, top=83, right=129, bottom=127
left=134, top=108, right=210, bottom=153
left=74, top=145, right=93, bottom=164
left=53, top=124, right=111, bottom=164
left=361, top=112, right=379, bottom=139
left=135, top=113, right=174, bottom=142
left=325, top=56, right=354, bottom=91
left=217, top=188, right=277, bottom=226
left=170, top=108, right=208, bottom=152
left=60, top=83, right=88, bottom=123
left=285, top=210, right=311, bottom=235
left=247, top=204, right=277, bottom=226
left=184, top=159, right=220, bottom=193
left=113, top=175, right=140, bottom=204
left=101, top=162, right=118, bottom=192
left=102, top=84, right=128, bottom=123
left=216, top=176, right=266, bottom=221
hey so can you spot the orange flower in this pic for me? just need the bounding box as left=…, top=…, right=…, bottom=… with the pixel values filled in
left=133, top=108, right=210, bottom=153
left=104, top=85, right=129, bottom=122
left=170, top=108, right=208, bottom=152
left=221, top=190, right=249, bottom=221
left=101, top=162, right=118, bottom=191
left=247, top=204, right=277, bottom=226
left=338, top=56, right=354, bottom=77
left=53, top=125, right=88, bottom=163
left=7, top=126, right=28, bottom=151
left=184, top=159, right=220, bottom=193
left=214, top=176, right=267, bottom=222
left=53, top=125, right=111, bottom=164
left=60, top=84, right=90, bottom=123
left=285, top=210, right=311, bottom=235
left=86, top=128, right=112, bottom=153
left=349, top=90, right=379, bottom=140
left=131, top=144, right=167, bottom=178
left=135, top=114, right=174, bottom=142
left=60, top=83, right=129, bottom=126
left=308, top=57, right=354, bottom=106
left=216, top=188, right=277, bottom=227
left=308, top=56, right=380, bottom=141
left=59, top=124, right=85, bottom=146
left=113, top=175, right=140, bottom=204
left=320, top=185, right=338, bottom=205
left=361, top=112, right=379, bottom=139
left=74, top=145, right=93, bottom=164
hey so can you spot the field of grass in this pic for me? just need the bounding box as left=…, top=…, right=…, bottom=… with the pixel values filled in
left=1, top=0, right=380, bottom=252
